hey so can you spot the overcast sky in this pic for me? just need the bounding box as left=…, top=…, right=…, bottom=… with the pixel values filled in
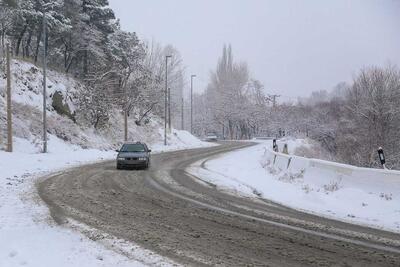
left=108, top=0, right=400, bottom=99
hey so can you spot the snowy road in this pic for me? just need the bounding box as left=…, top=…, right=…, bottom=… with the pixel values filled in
left=38, top=142, right=400, bottom=266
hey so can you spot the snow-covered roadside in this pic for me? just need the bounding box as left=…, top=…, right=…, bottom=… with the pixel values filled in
left=0, top=132, right=214, bottom=267
left=188, top=140, right=400, bottom=233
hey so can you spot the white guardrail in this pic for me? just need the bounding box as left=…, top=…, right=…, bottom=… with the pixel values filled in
left=264, top=149, right=400, bottom=193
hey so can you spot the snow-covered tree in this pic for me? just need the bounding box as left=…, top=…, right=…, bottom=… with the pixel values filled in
left=140, top=41, right=186, bottom=126
left=337, top=65, right=400, bottom=168
left=197, top=44, right=267, bottom=139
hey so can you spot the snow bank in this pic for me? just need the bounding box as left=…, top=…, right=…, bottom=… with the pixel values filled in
left=189, top=140, right=400, bottom=233
left=0, top=140, right=139, bottom=267
left=152, top=129, right=216, bottom=152
left=261, top=147, right=400, bottom=231
left=276, top=137, right=310, bottom=154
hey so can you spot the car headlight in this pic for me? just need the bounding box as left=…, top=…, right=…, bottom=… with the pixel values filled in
left=117, top=157, right=125, bottom=161
left=138, top=157, right=147, bottom=161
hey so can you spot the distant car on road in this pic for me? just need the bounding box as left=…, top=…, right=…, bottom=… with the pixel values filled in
left=205, top=134, right=218, bottom=142
left=116, top=142, right=151, bottom=170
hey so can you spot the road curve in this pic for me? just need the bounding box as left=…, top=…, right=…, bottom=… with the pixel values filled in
left=38, top=142, right=400, bottom=266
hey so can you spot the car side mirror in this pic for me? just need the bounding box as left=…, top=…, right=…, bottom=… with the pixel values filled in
left=148, top=149, right=152, bottom=152
left=115, top=149, right=119, bottom=152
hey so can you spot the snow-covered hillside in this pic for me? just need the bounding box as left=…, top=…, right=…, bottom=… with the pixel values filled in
left=189, top=139, right=400, bottom=233
left=0, top=59, right=187, bottom=151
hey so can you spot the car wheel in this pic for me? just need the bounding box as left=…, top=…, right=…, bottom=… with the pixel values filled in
left=117, top=164, right=122, bottom=170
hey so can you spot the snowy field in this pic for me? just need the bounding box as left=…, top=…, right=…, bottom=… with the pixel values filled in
left=188, top=139, right=400, bottom=233
left=0, top=132, right=213, bottom=267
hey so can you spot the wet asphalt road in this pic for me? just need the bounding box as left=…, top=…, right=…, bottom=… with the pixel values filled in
left=38, top=142, right=400, bottom=266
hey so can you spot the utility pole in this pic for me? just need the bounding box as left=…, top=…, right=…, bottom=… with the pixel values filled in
left=181, top=97, right=184, bottom=130
left=124, top=104, right=128, bottom=141
left=118, top=76, right=128, bottom=142
left=168, top=87, right=171, bottom=133
left=268, top=94, right=281, bottom=108
left=6, top=43, right=12, bottom=152
left=42, top=12, right=48, bottom=153
left=122, top=76, right=128, bottom=141
left=164, top=55, right=171, bottom=146
left=190, top=74, right=196, bottom=135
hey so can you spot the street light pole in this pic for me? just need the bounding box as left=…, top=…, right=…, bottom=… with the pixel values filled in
left=164, top=55, right=172, bottom=146
left=42, top=12, right=47, bottom=153
left=181, top=97, right=184, bottom=130
left=168, top=87, right=171, bottom=133
left=190, top=74, right=196, bottom=135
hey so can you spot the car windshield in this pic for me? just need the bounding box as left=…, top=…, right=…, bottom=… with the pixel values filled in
left=120, top=144, right=145, bottom=152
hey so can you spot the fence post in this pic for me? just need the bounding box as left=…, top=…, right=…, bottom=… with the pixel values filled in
left=287, top=157, right=292, bottom=169
left=377, top=147, right=387, bottom=170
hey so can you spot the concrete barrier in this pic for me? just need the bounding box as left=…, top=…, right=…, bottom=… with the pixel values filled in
left=263, top=148, right=400, bottom=194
